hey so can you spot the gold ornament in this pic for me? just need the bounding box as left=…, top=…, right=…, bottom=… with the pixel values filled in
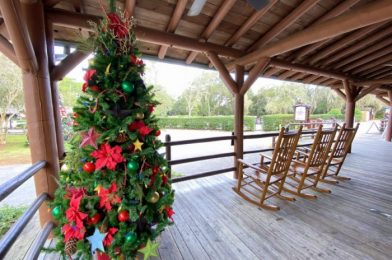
left=133, top=139, right=143, bottom=152
left=65, top=238, right=78, bottom=256
left=135, top=112, right=144, bottom=120
left=147, top=191, right=160, bottom=203
left=94, top=185, right=103, bottom=193
left=105, top=63, right=111, bottom=76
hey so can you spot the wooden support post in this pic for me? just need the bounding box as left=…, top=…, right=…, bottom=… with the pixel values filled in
left=343, top=80, right=356, bottom=152
left=46, top=18, right=65, bottom=160
left=21, top=0, right=59, bottom=226
left=234, top=65, right=244, bottom=179
left=386, top=90, right=392, bottom=142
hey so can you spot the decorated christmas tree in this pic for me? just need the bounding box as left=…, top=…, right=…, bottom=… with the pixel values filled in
left=49, top=2, right=175, bottom=259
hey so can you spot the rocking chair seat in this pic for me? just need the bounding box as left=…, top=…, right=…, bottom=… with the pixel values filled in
left=289, top=163, right=321, bottom=176
left=242, top=167, right=283, bottom=185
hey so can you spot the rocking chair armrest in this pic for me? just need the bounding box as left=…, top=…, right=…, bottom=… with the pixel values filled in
left=259, top=152, right=273, bottom=164
left=238, top=159, right=267, bottom=172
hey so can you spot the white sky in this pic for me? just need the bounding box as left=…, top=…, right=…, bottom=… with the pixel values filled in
left=62, top=51, right=293, bottom=98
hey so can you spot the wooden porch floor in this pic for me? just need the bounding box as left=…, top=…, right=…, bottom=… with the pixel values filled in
left=40, top=135, right=392, bottom=260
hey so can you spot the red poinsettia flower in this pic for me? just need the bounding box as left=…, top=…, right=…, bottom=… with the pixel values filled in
left=103, top=227, right=118, bottom=247
left=128, top=120, right=145, bottom=131
left=162, top=174, right=168, bottom=186
left=139, top=125, right=152, bottom=137
left=65, top=187, right=86, bottom=199
left=91, top=143, right=124, bottom=170
left=62, top=223, right=86, bottom=241
left=97, top=183, right=122, bottom=211
left=107, top=13, right=129, bottom=38
left=130, top=55, right=144, bottom=66
left=165, top=207, right=175, bottom=221
left=84, top=69, right=96, bottom=82
left=65, top=196, right=88, bottom=228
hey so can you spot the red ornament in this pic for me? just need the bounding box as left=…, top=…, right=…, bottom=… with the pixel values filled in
left=155, top=130, right=161, bottom=136
left=96, top=252, right=111, bottom=260
left=162, top=174, right=168, bottom=186
left=139, top=125, right=152, bottom=137
left=165, top=207, right=175, bottom=221
left=149, top=105, right=155, bottom=113
left=87, top=213, right=101, bottom=225
left=152, top=167, right=159, bottom=174
left=83, top=162, right=95, bottom=173
left=73, top=113, right=78, bottom=118
left=104, top=227, right=118, bottom=247
left=118, top=210, right=129, bottom=222
left=114, top=247, right=121, bottom=255
left=128, top=120, right=145, bottom=131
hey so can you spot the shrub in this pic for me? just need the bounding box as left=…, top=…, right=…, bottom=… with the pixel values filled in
left=157, top=116, right=256, bottom=131
left=262, top=114, right=293, bottom=131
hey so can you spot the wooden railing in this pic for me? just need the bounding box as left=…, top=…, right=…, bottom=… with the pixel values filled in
left=165, top=129, right=318, bottom=183
left=0, top=160, right=53, bottom=259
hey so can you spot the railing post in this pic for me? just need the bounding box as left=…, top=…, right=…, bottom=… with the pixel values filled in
left=165, top=134, right=172, bottom=178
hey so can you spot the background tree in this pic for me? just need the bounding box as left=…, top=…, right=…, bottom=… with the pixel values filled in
left=58, top=77, right=83, bottom=109
left=247, top=89, right=267, bottom=117
left=0, top=54, right=24, bottom=144
left=152, top=85, right=175, bottom=116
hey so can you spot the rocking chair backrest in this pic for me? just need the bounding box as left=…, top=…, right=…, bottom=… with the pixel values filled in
left=331, top=123, right=359, bottom=158
left=307, top=125, right=337, bottom=167
left=269, top=126, right=303, bottom=176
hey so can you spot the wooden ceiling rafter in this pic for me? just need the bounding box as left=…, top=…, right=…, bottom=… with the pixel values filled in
left=333, top=36, right=392, bottom=70
left=350, top=54, right=392, bottom=75
left=277, top=70, right=297, bottom=80
left=47, top=9, right=244, bottom=59
left=355, top=84, right=381, bottom=101
left=287, top=0, right=361, bottom=62
left=224, top=0, right=278, bottom=47
left=290, top=73, right=305, bottom=81
left=231, top=0, right=392, bottom=68
left=376, top=95, right=390, bottom=105
left=302, top=74, right=320, bottom=84
left=247, top=0, right=319, bottom=52
left=360, top=66, right=391, bottom=78
left=185, top=0, right=236, bottom=64
left=323, top=23, right=392, bottom=68
left=374, top=71, right=392, bottom=80
left=44, top=0, right=63, bottom=8
left=308, top=23, right=381, bottom=66
left=333, top=88, right=347, bottom=100
left=263, top=67, right=280, bottom=77
left=51, top=50, right=90, bottom=81
left=157, top=0, right=187, bottom=60
left=0, top=34, right=17, bottom=65
left=343, top=46, right=392, bottom=73
left=239, top=57, right=270, bottom=95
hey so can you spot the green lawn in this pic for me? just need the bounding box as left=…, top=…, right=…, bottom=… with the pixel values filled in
left=0, top=205, right=28, bottom=238
left=0, top=134, right=31, bottom=165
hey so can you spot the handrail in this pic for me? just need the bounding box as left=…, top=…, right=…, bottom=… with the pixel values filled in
left=167, top=135, right=235, bottom=146
left=0, top=193, right=49, bottom=258
left=0, top=160, right=46, bottom=202
left=172, top=167, right=236, bottom=183
left=25, top=221, right=55, bottom=260
left=170, top=152, right=235, bottom=165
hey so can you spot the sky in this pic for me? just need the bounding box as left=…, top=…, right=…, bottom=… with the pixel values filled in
left=59, top=47, right=292, bottom=98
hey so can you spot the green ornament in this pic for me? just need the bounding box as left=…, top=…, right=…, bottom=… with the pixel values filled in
left=125, top=232, right=137, bottom=243
left=161, top=166, right=168, bottom=173
left=121, top=81, right=134, bottom=93
left=52, top=206, right=61, bottom=218
left=127, top=161, right=139, bottom=172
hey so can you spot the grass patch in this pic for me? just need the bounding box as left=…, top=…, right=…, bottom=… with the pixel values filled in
left=0, top=134, right=31, bottom=165
left=171, top=171, right=184, bottom=178
left=0, top=205, right=28, bottom=238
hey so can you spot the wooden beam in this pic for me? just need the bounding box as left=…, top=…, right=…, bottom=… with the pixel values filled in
left=343, top=46, right=392, bottom=73
left=248, top=0, right=319, bottom=51
left=350, top=54, right=392, bottom=75
left=185, top=0, right=236, bottom=64
left=374, top=70, right=392, bottom=80
left=302, top=74, right=319, bottom=84
left=263, top=67, right=280, bottom=77
left=289, top=0, right=361, bottom=62
left=333, top=36, right=392, bottom=70
left=376, top=95, right=390, bottom=105
left=333, top=88, right=347, bottom=100
left=44, top=0, right=62, bottom=7
left=0, top=34, right=18, bottom=65
left=278, top=70, right=297, bottom=80
left=234, top=65, right=244, bottom=179
left=325, top=24, right=392, bottom=67
left=125, top=0, right=136, bottom=18
left=47, top=9, right=244, bottom=59
left=0, top=0, right=38, bottom=72
left=232, top=0, right=392, bottom=67
left=240, top=58, right=269, bottom=95
left=269, top=58, right=349, bottom=81
left=361, top=67, right=391, bottom=78
left=291, top=73, right=305, bottom=81
left=158, top=0, right=187, bottom=59
left=206, top=51, right=238, bottom=94
left=308, top=23, right=381, bottom=66
left=224, top=0, right=277, bottom=47
left=355, top=85, right=381, bottom=101
left=51, top=50, right=90, bottom=81
left=357, top=78, right=392, bottom=85
left=311, top=77, right=329, bottom=85
left=387, top=90, right=392, bottom=142
left=0, top=23, right=9, bottom=39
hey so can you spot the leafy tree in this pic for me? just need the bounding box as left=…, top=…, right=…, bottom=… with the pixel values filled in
left=0, top=54, right=24, bottom=144
left=152, top=85, right=175, bottom=116
left=58, top=77, right=83, bottom=109
left=247, top=89, right=267, bottom=117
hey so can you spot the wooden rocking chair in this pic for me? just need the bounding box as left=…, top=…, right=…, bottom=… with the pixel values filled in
left=284, top=125, right=337, bottom=199
left=233, top=126, right=302, bottom=210
left=319, top=123, right=359, bottom=184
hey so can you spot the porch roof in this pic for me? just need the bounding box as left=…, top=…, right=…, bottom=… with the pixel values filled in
left=40, top=0, right=392, bottom=99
